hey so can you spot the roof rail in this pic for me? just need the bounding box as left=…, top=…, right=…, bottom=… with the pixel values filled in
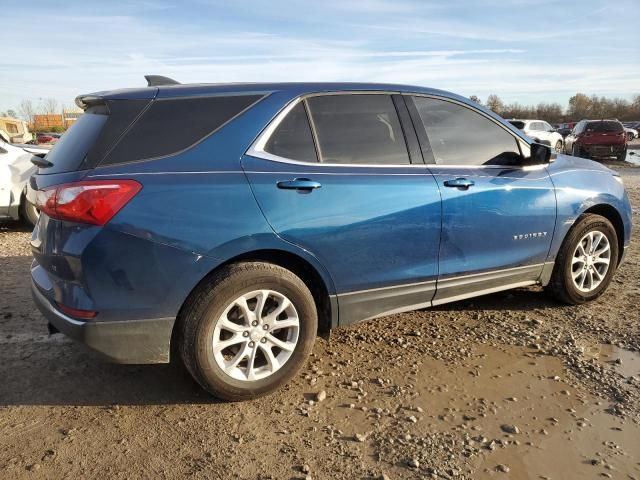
left=144, top=75, right=181, bottom=87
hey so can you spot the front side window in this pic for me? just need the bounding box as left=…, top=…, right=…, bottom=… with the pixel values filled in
left=411, top=97, right=521, bottom=166
left=264, top=102, right=317, bottom=162
left=306, top=94, right=410, bottom=165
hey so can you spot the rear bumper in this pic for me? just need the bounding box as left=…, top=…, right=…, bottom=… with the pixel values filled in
left=582, top=144, right=626, bottom=157
left=31, top=280, right=174, bottom=364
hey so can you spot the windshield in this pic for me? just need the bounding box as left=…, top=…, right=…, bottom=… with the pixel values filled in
left=586, top=121, right=623, bottom=132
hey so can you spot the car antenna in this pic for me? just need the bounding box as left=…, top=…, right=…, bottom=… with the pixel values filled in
left=144, top=75, right=181, bottom=87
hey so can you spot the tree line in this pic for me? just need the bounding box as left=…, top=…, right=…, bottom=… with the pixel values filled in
left=470, top=93, right=640, bottom=124
left=0, top=98, right=64, bottom=125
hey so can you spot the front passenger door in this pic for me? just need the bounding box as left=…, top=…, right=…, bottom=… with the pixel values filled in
left=407, top=96, right=557, bottom=304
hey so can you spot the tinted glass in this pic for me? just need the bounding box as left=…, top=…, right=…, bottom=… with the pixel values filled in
left=509, top=120, right=525, bottom=130
left=265, top=102, right=317, bottom=162
left=586, top=121, right=623, bottom=133
left=102, top=94, right=263, bottom=165
left=412, top=97, right=521, bottom=166
left=306, top=95, right=410, bottom=165
left=44, top=109, right=108, bottom=173
left=85, top=99, right=150, bottom=167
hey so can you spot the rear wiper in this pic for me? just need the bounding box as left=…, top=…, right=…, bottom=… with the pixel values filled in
left=31, top=156, right=53, bottom=168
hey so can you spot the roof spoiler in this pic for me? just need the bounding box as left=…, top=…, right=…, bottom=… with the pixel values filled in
left=144, top=75, right=181, bottom=87
left=75, top=94, right=106, bottom=110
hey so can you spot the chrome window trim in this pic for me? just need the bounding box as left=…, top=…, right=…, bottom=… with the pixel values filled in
left=247, top=90, right=419, bottom=168
left=246, top=90, right=538, bottom=171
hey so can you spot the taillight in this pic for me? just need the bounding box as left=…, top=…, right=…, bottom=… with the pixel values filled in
left=56, top=302, right=97, bottom=319
left=35, top=180, right=142, bottom=225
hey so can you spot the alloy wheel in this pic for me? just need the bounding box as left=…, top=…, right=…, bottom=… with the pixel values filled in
left=212, top=290, right=300, bottom=381
left=571, top=230, right=611, bottom=293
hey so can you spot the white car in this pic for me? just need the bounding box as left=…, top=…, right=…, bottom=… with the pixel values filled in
left=624, top=127, right=638, bottom=142
left=0, top=140, right=48, bottom=225
left=508, top=119, right=564, bottom=153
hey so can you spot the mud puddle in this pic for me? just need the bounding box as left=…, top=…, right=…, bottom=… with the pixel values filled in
left=580, top=343, right=640, bottom=379
left=309, top=344, right=640, bottom=479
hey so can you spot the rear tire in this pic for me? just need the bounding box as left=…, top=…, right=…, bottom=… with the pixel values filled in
left=179, top=262, right=317, bottom=401
left=627, top=132, right=634, bottom=142
left=616, top=148, right=627, bottom=162
left=571, top=144, right=582, bottom=158
left=546, top=214, right=618, bottom=305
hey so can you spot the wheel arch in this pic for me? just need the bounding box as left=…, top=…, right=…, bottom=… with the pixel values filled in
left=582, top=203, right=625, bottom=265
left=172, top=248, right=337, bottom=358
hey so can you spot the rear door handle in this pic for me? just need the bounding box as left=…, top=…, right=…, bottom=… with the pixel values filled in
left=443, top=178, right=475, bottom=189
left=276, top=178, right=322, bottom=191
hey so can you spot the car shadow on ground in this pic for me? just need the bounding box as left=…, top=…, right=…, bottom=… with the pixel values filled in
left=1, top=252, right=564, bottom=407
left=0, top=219, right=33, bottom=233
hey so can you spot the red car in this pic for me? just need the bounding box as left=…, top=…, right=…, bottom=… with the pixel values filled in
left=564, top=119, right=627, bottom=161
left=36, top=133, right=60, bottom=144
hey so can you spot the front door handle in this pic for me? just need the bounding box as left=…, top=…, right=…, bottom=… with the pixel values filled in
left=277, top=178, right=322, bottom=191
left=443, top=178, right=475, bottom=190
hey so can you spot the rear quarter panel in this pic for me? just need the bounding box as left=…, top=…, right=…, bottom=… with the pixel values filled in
left=546, top=155, right=632, bottom=262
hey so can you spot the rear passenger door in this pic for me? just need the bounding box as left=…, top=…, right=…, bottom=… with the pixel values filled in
left=242, top=93, right=442, bottom=324
left=406, top=95, right=557, bottom=304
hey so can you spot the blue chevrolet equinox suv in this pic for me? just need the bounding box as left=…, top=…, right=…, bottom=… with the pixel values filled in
left=29, top=77, right=632, bottom=400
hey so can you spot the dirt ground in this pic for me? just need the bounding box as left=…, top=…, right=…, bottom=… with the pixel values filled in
left=1, top=166, right=639, bottom=480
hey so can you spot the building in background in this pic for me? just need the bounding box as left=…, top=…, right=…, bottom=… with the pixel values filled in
left=0, top=117, right=32, bottom=143
left=32, top=108, right=83, bottom=131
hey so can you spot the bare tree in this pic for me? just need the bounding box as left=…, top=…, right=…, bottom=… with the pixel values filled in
left=18, top=99, right=36, bottom=124
left=485, top=94, right=504, bottom=114
left=469, top=95, right=482, bottom=104
left=40, top=98, right=59, bottom=115
left=6, top=109, right=17, bottom=118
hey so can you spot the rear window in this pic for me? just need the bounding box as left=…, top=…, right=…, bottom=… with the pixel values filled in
left=101, top=94, right=263, bottom=165
left=508, top=121, right=525, bottom=130
left=43, top=108, right=108, bottom=174
left=586, top=121, right=623, bottom=132
left=306, top=94, right=410, bottom=165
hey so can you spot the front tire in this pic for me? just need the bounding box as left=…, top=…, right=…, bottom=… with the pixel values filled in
left=179, top=262, right=317, bottom=401
left=547, top=214, right=618, bottom=305
left=554, top=140, right=563, bottom=153
left=627, top=132, right=634, bottom=142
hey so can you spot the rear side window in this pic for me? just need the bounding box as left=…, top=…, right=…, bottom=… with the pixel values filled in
left=102, top=94, right=264, bottom=165
left=264, top=102, right=317, bottom=162
left=44, top=109, right=108, bottom=174
left=586, top=121, right=623, bottom=133
left=306, top=94, right=410, bottom=165
left=509, top=120, right=525, bottom=130
left=411, top=97, right=521, bottom=166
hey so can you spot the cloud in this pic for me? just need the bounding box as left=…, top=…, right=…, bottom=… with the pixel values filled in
left=0, top=0, right=637, bottom=111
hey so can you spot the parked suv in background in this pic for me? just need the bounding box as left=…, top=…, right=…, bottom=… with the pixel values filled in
left=565, top=120, right=627, bottom=161
left=507, top=119, right=564, bottom=153
left=29, top=79, right=632, bottom=400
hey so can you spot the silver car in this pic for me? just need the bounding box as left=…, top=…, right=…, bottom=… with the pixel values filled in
left=0, top=140, right=49, bottom=225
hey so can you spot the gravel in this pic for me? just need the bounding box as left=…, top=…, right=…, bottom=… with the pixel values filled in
left=0, top=165, right=638, bottom=479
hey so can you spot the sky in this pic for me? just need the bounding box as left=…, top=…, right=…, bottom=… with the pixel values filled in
left=1, top=0, right=638, bottom=114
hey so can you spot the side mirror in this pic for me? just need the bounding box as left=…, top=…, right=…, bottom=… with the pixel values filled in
left=527, top=142, right=552, bottom=165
